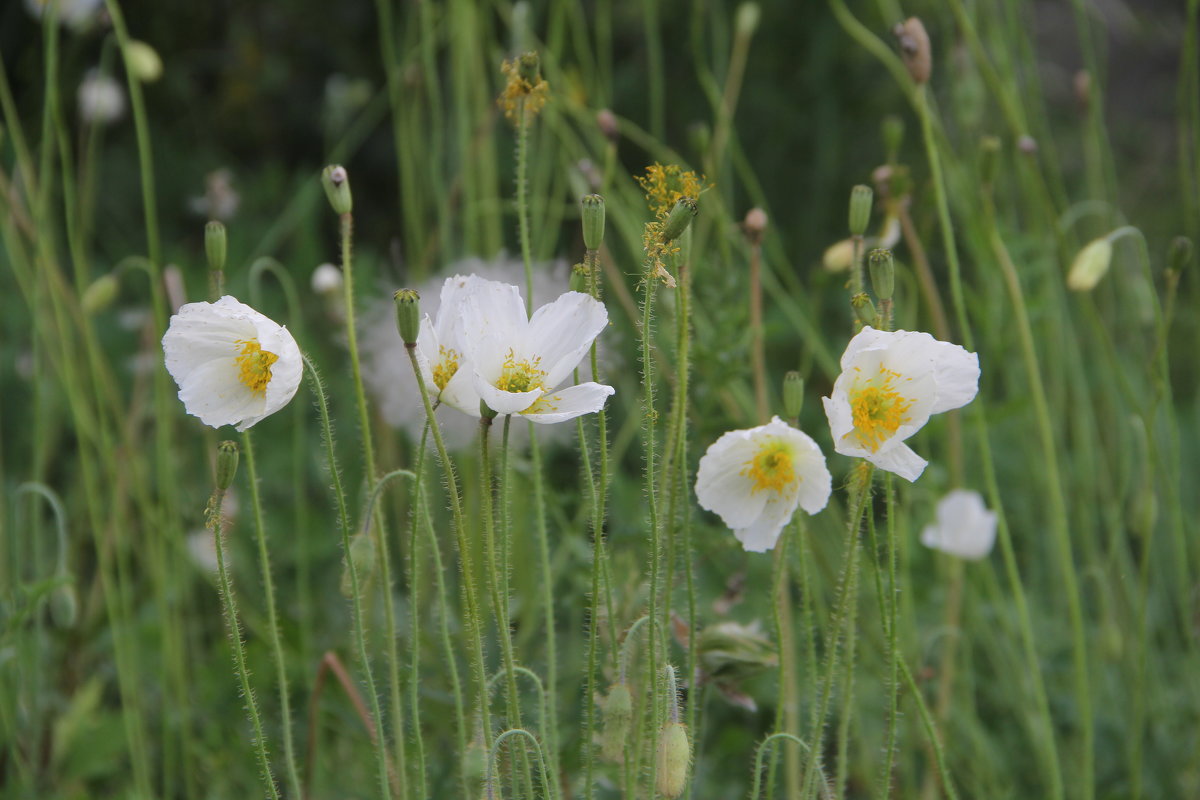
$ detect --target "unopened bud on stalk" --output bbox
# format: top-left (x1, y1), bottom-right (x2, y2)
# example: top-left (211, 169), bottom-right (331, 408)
top-left (582, 194), bottom-right (606, 250)
top-left (882, 115), bottom-right (904, 162)
top-left (848, 184), bottom-right (873, 237)
top-left (869, 248), bottom-right (895, 301)
top-left (322, 165), bottom-right (353, 215)
top-left (600, 683), bottom-right (633, 762)
top-left (851, 292), bottom-right (877, 327)
top-left (894, 17), bottom-right (932, 85)
top-left (783, 371), bottom-right (804, 420)
top-left (341, 531), bottom-right (377, 598)
top-left (743, 207), bottom-right (768, 245)
top-left (823, 239), bottom-right (854, 272)
top-left (735, 2), bottom-right (761, 36)
top-left (569, 264), bottom-right (589, 293)
top-left (979, 136), bottom-right (1001, 187)
top-left (596, 109), bottom-right (619, 142)
top-left (393, 289), bottom-right (421, 345)
top-left (661, 196), bottom-right (698, 243)
top-left (1017, 135), bottom-right (1038, 155)
top-left (125, 40), bottom-right (163, 83)
top-left (1066, 237), bottom-right (1114, 292)
top-left (1168, 236), bottom-right (1193, 272)
top-left (655, 722), bottom-right (691, 798)
top-left (50, 582), bottom-right (78, 629)
top-left (205, 220), bottom-right (227, 273)
top-left (311, 263), bottom-right (343, 295)
top-left (81, 273), bottom-right (120, 314)
top-left (216, 441), bottom-right (240, 492)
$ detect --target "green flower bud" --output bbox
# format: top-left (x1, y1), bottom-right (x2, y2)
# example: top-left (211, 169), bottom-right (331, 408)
top-left (341, 531), bottom-right (377, 598)
top-left (393, 289), bottom-right (421, 345)
top-left (216, 441), bottom-right (240, 492)
top-left (882, 115), bottom-right (904, 162)
top-left (848, 184), bottom-right (873, 237)
top-left (569, 264), bottom-right (589, 293)
top-left (868, 248), bottom-right (895, 301)
top-left (205, 220), bottom-right (227, 274)
top-left (582, 194), bottom-right (606, 250)
top-left (50, 582), bottom-right (78, 629)
top-left (125, 40), bottom-right (163, 83)
top-left (81, 273), bottom-right (120, 315)
top-left (782, 371), bottom-right (804, 420)
top-left (661, 196), bottom-right (698, 243)
top-left (322, 165), bottom-right (353, 215)
top-left (517, 51), bottom-right (542, 84)
top-left (851, 292), bottom-right (877, 327)
top-left (1168, 236), bottom-right (1193, 272)
top-left (1066, 237), bottom-right (1113, 292)
top-left (600, 683), bottom-right (633, 762)
top-left (735, 2), bottom-right (761, 36)
top-left (655, 722), bottom-right (691, 799)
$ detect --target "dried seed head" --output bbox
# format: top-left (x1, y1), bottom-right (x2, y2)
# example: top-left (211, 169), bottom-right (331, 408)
top-left (893, 17), bottom-right (932, 85)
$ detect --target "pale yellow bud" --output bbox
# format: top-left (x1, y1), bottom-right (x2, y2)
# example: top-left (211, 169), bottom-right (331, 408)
top-left (655, 721), bottom-right (691, 798)
top-left (823, 238), bottom-right (854, 272)
top-left (1067, 238), bottom-right (1113, 292)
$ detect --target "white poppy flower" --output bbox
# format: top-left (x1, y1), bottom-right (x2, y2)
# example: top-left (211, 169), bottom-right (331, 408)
top-left (695, 417), bottom-right (832, 552)
top-left (823, 327), bottom-right (979, 482)
top-left (78, 71), bottom-right (125, 125)
top-left (920, 489), bottom-right (997, 560)
top-left (449, 278), bottom-right (614, 424)
top-left (413, 274), bottom-right (503, 414)
top-left (162, 296), bottom-right (302, 431)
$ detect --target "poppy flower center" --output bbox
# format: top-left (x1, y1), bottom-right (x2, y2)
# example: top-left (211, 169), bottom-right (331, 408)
top-left (235, 339), bottom-right (278, 395)
top-left (848, 365), bottom-right (914, 451)
top-left (497, 350), bottom-right (546, 394)
top-left (743, 440), bottom-right (796, 493)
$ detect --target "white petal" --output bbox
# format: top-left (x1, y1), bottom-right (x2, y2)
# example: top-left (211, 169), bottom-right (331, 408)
top-left (867, 442), bottom-right (927, 482)
top-left (521, 382), bottom-right (614, 424)
top-left (733, 494), bottom-right (796, 552)
top-left (177, 357), bottom-right (262, 429)
top-left (525, 292), bottom-right (609, 388)
top-left (459, 280), bottom-right (528, 350)
top-left (439, 366), bottom-right (482, 416)
top-left (695, 430), bottom-right (769, 529)
top-left (473, 370), bottom-right (542, 415)
top-left (254, 327), bottom-right (302, 429)
top-left (930, 346), bottom-right (980, 414)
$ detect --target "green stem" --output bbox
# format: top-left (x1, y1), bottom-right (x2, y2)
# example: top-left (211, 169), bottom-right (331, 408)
top-left (516, 99), bottom-right (534, 313)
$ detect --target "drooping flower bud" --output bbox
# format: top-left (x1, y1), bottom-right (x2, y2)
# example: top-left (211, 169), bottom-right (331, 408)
top-left (782, 371), bottom-right (804, 420)
top-left (393, 289), bottom-right (421, 345)
top-left (600, 683), bottom-right (633, 762)
top-left (216, 440), bottom-right (240, 492)
top-left (655, 722), bottom-right (691, 799)
top-left (582, 194), bottom-right (606, 251)
top-left (869, 248), bottom-right (895, 301)
top-left (848, 184), bottom-right (873, 237)
top-left (735, 2), bottom-right (761, 36)
top-left (50, 582), bottom-right (78, 629)
top-left (1067, 237), bottom-right (1114, 292)
top-left (81, 273), bottom-right (120, 315)
top-left (894, 17), bottom-right (932, 85)
top-left (823, 238), bottom-right (854, 272)
top-left (742, 207), bottom-right (768, 245)
top-left (205, 220), bottom-right (227, 273)
top-left (322, 165), bottom-right (353, 215)
top-left (125, 40), bottom-right (163, 83)
top-left (661, 196), bottom-right (698, 243)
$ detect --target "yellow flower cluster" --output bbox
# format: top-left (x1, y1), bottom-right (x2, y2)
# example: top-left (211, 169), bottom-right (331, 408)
top-left (635, 163), bottom-right (708, 218)
top-left (498, 54), bottom-right (549, 124)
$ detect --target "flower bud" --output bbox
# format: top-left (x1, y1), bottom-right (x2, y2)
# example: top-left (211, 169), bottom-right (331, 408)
top-left (205, 220), bottom-right (227, 273)
top-left (341, 531), bottom-right (377, 598)
top-left (894, 17), bottom-right (932, 85)
top-left (81, 273), bottom-right (120, 315)
top-left (851, 292), bottom-right (877, 326)
top-left (50, 582), bottom-right (78, 629)
top-left (782, 371), bottom-right (804, 420)
top-left (742, 207), bottom-right (767, 245)
top-left (882, 115), bottom-right (904, 162)
top-left (868, 248), bottom-right (895, 301)
top-left (1066, 237), bottom-right (1113, 292)
top-left (311, 263), bottom-right (343, 295)
top-left (822, 238), bottom-right (854, 272)
top-left (1168, 236), bottom-right (1193, 273)
top-left (322, 165), bottom-right (353, 215)
top-left (600, 683), bottom-right (633, 762)
top-left (216, 441), bottom-right (240, 492)
top-left (655, 722), bottom-right (691, 799)
top-left (661, 196), bottom-right (698, 243)
top-left (848, 184), bottom-right (873, 237)
top-left (735, 2), bottom-right (761, 36)
top-left (582, 194), bottom-right (605, 250)
top-left (596, 108), bottom-right (619, 142)
top-left (1017, 135), bottom-right (1038, 155)
top-left (125, 40), bottom-right (163, 83)
top-left (569, 264), bottom-right (589, 293)
top-left (393, 289), bottom-right (421, 345)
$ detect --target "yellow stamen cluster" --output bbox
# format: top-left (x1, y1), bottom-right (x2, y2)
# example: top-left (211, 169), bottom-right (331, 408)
top-left (433, 345), bottom-right (461, 391)
top-left (235, 339), bottom-right (278, 395)
top-left (496, 349), bottom-right (546, 394)
top-left (847, 365), bottom-right (914, 451)
top-left (742, 439), bottom-right (797, 494)
top-left (635, 163), bottom-right (709, 218)
top-left (499, 57), bottom-right (549, 124)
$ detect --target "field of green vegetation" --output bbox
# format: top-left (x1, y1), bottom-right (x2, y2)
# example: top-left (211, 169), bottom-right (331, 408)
top-left (3, 0), bottom-right (1199, 798)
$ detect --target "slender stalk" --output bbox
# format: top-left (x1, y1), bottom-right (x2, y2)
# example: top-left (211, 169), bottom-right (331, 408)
top-left (208, 487), bottom-right (280, 800)
top-left (749, 235), bottom-right (769, 424)
top-left (528, 421), bottom-right (561, 784)
top-left (515, 98), bottom-right (535, 313)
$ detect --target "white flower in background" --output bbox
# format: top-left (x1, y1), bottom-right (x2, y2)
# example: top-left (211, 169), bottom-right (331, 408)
top-left (695, 417), bottom-right (832, 552)
top-left (78, 71), bottom-right (125, 125)
top-left (162, 296), bottom-right (302, 431)
top-left (823, 327), bottom-right (979, 482)
top-left (920, 489), bottom-right (997, 560)
top-left (311, 263), bottom-right (344, 295)
top-left (188, 168), bottom-right (240, 221)
top-left (454, 279), bottom-right (613, 423)
top-left (24, 0), bottom-right (102, 30)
